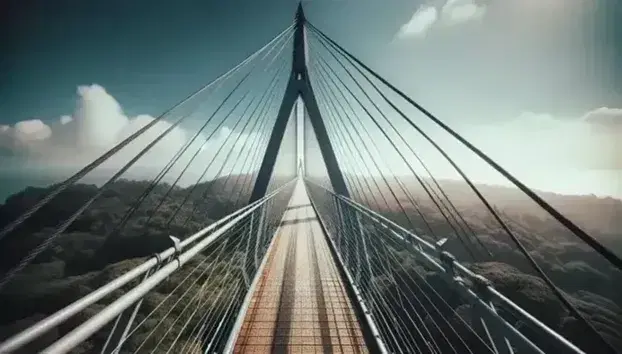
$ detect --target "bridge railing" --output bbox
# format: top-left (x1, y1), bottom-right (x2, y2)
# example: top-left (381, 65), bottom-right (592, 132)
top-left (0, 180), bottom-right (295, 354)
top-left (305, 179), bottom-right (586, 354)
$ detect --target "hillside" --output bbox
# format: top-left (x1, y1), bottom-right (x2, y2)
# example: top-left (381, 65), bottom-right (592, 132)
top-left (342, 176), bottom-right (622, 352)
top-left (0, 176), bottom-right (620, 352)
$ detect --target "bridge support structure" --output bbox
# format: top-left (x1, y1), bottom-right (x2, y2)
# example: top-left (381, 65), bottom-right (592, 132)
top-left (249, 4), bottom-right (350, 202)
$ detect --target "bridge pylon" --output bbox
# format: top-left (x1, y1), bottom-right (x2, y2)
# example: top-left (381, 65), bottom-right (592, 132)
top-left (249, 3), bottom-right (350, 202)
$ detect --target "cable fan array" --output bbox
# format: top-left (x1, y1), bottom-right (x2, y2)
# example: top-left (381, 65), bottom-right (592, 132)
top-left (303, 19), bottom-right (621, 354)
top-left (0, 23), bottom-right (298, 353)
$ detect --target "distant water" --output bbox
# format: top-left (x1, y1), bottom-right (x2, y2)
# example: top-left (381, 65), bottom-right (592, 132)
top-left (0, 167), bottom-right (116, 203)
top-left (0, 166), bottom-right (197, 204)
top-left (0, 173), bottom-right (61, 203)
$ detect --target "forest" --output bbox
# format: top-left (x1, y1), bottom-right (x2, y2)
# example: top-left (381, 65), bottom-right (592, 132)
top-left (0, 176), bottom-right (620, 353)
top-left (347, 178), bottom-right (622, 353)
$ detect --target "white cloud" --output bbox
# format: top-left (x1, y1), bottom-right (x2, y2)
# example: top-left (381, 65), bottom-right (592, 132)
top-left (430, 108), bottom-right (622, 197)
top-left (396, 0), bottom-right (487, 39)
top-left (73, 85), bottom-right (129, 149)
top-left (445, 108), bottom-right (621, 173)
top-left (580, 107), bottom-right (622, 170)
top-left (396, 5), bottom-right (438, 38)
top-left (315, 107), bottom-right (621, 197)
top-left (441, 0), bottom-right (486, 25)
top-left (14, 120), bottom-right (52, 142)
top-left (0, 85), bottom-right (184, 167)
top-left (0, 84), bottom-right (272, 186)
top-left (0, 119), bottom-right (52, 152)
top-left (3, 83), bottom-right (617, 197)
top-left (60, 115), bottom-right (72, 125)
top-left (582, 107), bottom-right (622, 130)
top-left (461, 112), bottom-right (589, 169)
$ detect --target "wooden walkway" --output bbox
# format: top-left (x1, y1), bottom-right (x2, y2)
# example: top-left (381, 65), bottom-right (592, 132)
top-left (233, 182), bottom-right (367, 353)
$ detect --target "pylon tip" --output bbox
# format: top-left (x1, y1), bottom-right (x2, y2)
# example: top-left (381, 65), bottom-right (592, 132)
top-left (296, 2), bottom-right (305, 19)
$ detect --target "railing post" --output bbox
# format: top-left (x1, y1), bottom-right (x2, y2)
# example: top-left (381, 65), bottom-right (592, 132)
top-left (242, 211), bottom-right (255, 288)
top-left (253, 205), bottom-right (267, 270)
top-left (471, 275), bottom-right (515, 354)
top-left (333, 194), bottom-right (346, 254)
top-left (103, 253), bottom-right (163, 354)
top-left (338, 199), bottom-right (358, 281)
top-left (335, 195), bottom-right (362, 282)
top-left (344, 206), bottom-right (366, 286)
top-left (352, 211), bottom-right (363, 285)
top-left (358, 210), bottom-right (374, 290)
top-left (437, 249), bottom-right (512, 354)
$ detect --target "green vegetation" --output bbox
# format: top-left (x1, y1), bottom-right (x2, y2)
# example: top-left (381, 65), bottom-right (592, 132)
top-left (0, 176), bottom-right (620, 353)
top-left (0, 177), bottom-right (256, 353)
top-left (357, 178), bottom-right (622, 353)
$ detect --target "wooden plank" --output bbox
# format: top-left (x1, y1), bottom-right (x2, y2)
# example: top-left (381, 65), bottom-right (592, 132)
top-left (234, 183), bottom-right (367, 353)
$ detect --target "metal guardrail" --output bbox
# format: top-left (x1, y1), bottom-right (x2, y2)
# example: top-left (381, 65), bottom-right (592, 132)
top-left (304, 182), bottom-right (390, 354)
top-left (2, 173), bottom-right (586, 354)
top-left (222, 202), bottom-right (283, 353)
top-left (304, 179), bottom-right (586, 354)
top-left (0, 179), bottom-right (296, 354)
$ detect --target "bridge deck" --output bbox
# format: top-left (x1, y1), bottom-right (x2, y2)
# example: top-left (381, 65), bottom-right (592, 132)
top-left (233, 182), bottom-right (367, 353)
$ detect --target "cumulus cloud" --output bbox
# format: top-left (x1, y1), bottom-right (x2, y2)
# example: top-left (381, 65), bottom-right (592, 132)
top-left (324, 107), bottom-right (621, 197)
top-left (0, 119), bottom-right (52, 153)
top-left (396, 0), bottom-right (486, 38)
top-left (582, 107), bottom-right (622, 131)
top-left (0, 84), bottom-right (269, 186)
top-left (73, 85), bottom-right (128, 149)
top-left (580, 107), bottom-right (622, 170)
top-left (60, 115), bottom-right (72, 125)
top-left (14, 120), bottom-right (52, 142)
top-left (441, 0), bottom-right (486, 25)
top-left (471, 108), bottom-right (620, 174)
top-left (397, 5), bottom-right (438, 38)
top-left (0, 85), bottom-right (182, 167)
top-left (438, 108), bottom-right (622, 197)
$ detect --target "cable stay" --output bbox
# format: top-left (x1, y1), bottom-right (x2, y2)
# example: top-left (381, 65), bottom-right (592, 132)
top-left (0, 6), bottom-right (618, 354)
top-left (306, 20), bottom-right (619, 354)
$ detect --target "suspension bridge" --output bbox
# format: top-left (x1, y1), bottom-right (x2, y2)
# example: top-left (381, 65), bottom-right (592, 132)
top-left (0, 4), bottom-right (621, 354)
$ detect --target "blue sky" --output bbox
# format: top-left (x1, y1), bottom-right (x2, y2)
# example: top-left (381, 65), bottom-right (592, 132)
top-left (1, 0), bottom-right (414, 120)
top-left (1, 0), bottom-right (621, 198)
top-left (4, 0), bottom-right (618, 122)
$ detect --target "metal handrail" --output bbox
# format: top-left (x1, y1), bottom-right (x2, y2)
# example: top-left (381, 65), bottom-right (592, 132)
top-left (0, 179), bottom-right (296, 354)
top-left (304, 178), bottom-right (585, 354)
top-left (304, 181), bottom-right (390, 354)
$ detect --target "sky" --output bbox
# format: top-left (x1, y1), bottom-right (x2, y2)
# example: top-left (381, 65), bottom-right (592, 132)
top-left (1, 0), bottom-right (621, 199)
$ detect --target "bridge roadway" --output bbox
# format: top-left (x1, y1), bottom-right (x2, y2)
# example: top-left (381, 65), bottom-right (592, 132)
top-left (233, 182), bottom-right (368, 353)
